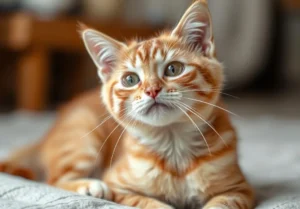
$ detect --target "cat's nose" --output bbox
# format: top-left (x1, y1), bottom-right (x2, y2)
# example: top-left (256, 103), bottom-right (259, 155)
top-left (145, 86), bottom-right (162, 99)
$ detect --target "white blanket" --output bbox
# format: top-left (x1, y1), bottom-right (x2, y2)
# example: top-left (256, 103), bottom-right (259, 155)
top-left (0, 173), bottom-right (132, 209)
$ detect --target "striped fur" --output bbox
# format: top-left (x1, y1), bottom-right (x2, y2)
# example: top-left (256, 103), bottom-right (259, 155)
top-left (0, 1), bottom-right (254, 209)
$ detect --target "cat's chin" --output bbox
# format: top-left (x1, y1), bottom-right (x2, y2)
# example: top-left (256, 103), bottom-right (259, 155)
top-left (139, 117), bottom-right (178, 127)
top-left (144, 103), bottom-right (171, 115)
top-left (134, 106), bottom-right (181, 127)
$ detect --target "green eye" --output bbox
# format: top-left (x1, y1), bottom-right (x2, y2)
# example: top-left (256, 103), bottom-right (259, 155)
top-left (122, 73), bottom-right (140, 87)
top-left (164, 61), bottom-right (184, 77)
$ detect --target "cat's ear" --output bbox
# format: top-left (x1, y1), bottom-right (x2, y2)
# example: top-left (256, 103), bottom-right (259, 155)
top-left (80, 25), bottom-right (126, 82)
top-left (171, 0), bottom-right (215, 57)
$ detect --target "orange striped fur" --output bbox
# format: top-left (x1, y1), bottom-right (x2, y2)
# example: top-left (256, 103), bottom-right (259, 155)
top-left (0, 1), bottom-right (254, 209)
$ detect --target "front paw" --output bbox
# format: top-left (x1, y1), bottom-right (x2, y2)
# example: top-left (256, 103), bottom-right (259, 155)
top-left (156, 207), bottom-right (174, 209)
top-left (155, 204), bottom-right (175, 209)
top-left (76, 179), bottom-right (111, 199)
top-left (150, 203), bottom-right (174, 209)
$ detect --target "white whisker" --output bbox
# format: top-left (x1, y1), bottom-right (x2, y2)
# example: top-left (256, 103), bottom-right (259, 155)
top-left (80, 107), bottom-right (129, 140)
top-left (80, 115), bottom-right (112, 139)
top-left (182, 97), bottom-right (242, 118)
top-left (172, 103), bottom-right (211, 155)
top-left (94, 108), bottom-right (132, 165)
top-left (110, 112), bottom-right (136, 169)
top-left (179, 84), bottom-right (232, 92)
top-left (97, 109), bottom-right (131, 152)
top-left (177, 101), bottom-right (227, 147)
top-left (177, 89), bottom-right (239, 99)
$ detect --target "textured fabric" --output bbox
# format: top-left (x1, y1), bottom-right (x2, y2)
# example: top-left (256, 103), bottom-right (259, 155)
top-left (0, 104), bottom-right (299, 209)
top-left (0, 173), bottom-right (132, 209)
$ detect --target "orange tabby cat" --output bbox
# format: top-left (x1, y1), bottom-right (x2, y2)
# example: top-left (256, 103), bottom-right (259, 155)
top-left (0, 1), bottom-right (254, 209)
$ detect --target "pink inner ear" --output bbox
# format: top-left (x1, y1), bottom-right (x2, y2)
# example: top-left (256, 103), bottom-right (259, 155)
top-left (83, 29), bottom-right (124, 81)
top-left (89, 40), bottom-right (102, 58)
top-left (100, 57), bottom-right (116, 77)
top-left (86, 35), bottom-right (114, 78)
top-left (101, 65), bottom-right (112, 76)
top-left (189, 27), bottom-right (207, 51)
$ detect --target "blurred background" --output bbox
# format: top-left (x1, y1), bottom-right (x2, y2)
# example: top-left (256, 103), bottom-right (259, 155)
top-left (0, 0), bottom-right (299, 112)
top-left (0, 1), bottom-right (300, 205)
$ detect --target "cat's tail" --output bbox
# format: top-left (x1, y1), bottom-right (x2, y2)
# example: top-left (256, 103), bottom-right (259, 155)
top-left (0, 143), bottom-right (41, 180)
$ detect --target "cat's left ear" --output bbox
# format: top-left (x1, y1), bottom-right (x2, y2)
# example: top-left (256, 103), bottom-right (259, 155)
top-left (80, 25), bottom-right (126, 82)
top-left (171, 0), bottom-right (215, 57)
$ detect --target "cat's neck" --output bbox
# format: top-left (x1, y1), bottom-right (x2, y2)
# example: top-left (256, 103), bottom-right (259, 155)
top-left (127, 119), bottom-right (213, 172)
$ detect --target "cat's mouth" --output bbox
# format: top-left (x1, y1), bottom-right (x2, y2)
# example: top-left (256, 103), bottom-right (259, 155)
top-left (144, 102), bottom-right (170, 115)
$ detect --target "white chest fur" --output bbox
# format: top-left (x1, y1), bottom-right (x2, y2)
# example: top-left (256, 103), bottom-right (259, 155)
top-left (128, 122), bottom-right (209, 172)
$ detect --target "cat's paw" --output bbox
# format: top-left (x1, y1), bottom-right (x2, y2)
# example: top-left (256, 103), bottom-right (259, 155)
top-left (153, 203), bottom-right (175, 209)
top-left (0, 162), bottom-right (35, 180)
top-left (76, 179), bottom-right (111, 199)
top-left (156, 206), bottom-right (174, 209)
top-left (157, 207), bottom-right (174, 209)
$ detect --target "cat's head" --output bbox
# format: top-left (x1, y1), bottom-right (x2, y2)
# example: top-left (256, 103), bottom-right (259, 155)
top-left (81, 0), bottom-right (223, 127)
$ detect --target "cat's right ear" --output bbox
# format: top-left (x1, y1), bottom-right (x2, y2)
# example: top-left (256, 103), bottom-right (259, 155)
top-left (80, 24), bottom-right (126, 82)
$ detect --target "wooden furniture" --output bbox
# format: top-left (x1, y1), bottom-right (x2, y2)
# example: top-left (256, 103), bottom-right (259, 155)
top-left (281, 0), bottom-right (300, 10)
top-left (0, 13), bottom-right (158, 111)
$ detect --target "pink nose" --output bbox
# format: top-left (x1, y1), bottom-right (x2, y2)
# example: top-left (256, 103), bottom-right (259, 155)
top-left (145, 87), bottom-right (162, 99)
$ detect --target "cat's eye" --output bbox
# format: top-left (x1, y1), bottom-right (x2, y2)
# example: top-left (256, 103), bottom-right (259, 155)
top-left (122, 73), bottom-right (140, 87)
top-left (164, 61), bottom-right (184, 77)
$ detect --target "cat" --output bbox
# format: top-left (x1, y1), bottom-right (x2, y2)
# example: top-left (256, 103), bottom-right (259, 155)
top-left (0, 1), bottom-right (255, 209)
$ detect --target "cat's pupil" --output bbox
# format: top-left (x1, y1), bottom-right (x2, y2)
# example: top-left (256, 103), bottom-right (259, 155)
top-left (169, 65), bottom-right (175, 74)
top-left (127, 76), bottom-right (133, 84)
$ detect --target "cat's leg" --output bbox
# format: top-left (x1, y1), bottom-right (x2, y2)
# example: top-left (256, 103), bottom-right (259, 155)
top-left (0, 144), bottom-right (39, 180)
top-left (110, 190), bottom-right (174, 209)
top-left (44, 133), bottom-right (112, 199)
top-left (0, 162), bottom-right (35, 180)
top-left (203, 183), bottom-right (254, 209)
top-left (45, 143), bottom-right (113, 199)
top-left (42, 107), bottom-right (114, 199)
